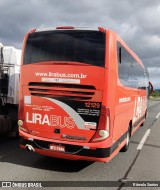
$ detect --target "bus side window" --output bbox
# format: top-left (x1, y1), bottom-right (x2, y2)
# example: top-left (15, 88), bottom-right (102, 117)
top-left (117, 43), bottom-right (129, 85)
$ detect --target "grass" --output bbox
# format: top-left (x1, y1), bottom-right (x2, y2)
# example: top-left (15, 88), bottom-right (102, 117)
top-left (149, 90), bottom-right (160, 100)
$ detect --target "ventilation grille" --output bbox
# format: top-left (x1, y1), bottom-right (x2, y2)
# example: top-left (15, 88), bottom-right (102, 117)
top-left (28, 82), bottom-right (96, 100)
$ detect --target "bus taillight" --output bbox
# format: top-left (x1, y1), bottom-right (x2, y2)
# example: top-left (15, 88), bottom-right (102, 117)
top-left (91, 106), bottom-right (110, 142)
top-left (18, 105), bottom-right (29, 133)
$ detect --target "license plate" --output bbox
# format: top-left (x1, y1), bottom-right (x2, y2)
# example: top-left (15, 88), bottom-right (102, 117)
top-left (49, 144), bottom-right (65, 152)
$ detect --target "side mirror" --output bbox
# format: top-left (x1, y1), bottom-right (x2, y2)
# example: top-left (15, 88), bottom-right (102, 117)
top-left (149, 81), bottom-right (153, 95)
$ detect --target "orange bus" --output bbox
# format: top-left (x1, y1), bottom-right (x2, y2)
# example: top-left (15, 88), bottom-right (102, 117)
top-left (18, 26), bottom-right (149, 162)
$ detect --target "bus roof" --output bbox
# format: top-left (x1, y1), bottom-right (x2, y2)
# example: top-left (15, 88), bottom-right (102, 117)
top-left (35, 26), bottom-right (104, 32)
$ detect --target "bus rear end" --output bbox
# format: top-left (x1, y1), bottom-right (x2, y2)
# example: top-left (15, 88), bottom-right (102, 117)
top-left (19, 27), bottom-right (111, 162)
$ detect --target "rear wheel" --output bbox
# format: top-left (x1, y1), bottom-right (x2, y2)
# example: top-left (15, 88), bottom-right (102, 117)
top-left (141, 110), bottom-right (148, 127)
top-left (121, 127), bottom-right (131, 152)
top-left (7, 105), bottom-right (19, 138)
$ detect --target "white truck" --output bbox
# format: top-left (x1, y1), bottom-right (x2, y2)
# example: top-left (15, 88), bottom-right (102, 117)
top-left (0, 43), bottom-right (21, 136)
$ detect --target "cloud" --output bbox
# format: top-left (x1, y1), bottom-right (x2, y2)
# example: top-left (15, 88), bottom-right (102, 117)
top-left (148, 67), bottom-right (160, 89)
top-left (0, 0), bottom-right (160, 88)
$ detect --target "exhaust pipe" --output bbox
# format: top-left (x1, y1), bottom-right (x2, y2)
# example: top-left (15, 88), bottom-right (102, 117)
top-left (26, 144), bottom-right (35, 152)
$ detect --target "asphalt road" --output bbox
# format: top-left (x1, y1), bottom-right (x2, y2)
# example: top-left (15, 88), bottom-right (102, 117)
top-left (0, 100), bottom-right (160, 190)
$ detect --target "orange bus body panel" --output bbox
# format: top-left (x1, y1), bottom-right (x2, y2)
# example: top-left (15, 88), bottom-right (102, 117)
top-left (19, 28), bottom-right (148, 162)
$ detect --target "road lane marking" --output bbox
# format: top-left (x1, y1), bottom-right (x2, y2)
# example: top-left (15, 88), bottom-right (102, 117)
top-left (137, 112), bottom-right (160, 150)
top-left (119, 109), bottom-right (160, 189)
top-left (156, 112), bottom-right (160, 119)
top-left (137, 129), bottom-right (151, 150)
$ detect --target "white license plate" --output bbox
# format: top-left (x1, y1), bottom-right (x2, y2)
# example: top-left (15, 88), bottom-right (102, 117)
top-left (49, 144), bottom-right (65, 152)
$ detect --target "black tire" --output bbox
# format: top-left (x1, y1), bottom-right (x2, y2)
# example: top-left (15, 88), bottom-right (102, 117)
top-left (140, 121), bottom-right (145, 126)
top-left (7, 105), bottom-right (19, 138)
top-left (120, 128), bottom-right (131, 152)
top-left (141, 110), bottom-right (148, 127)
top-left (145, 110), bottom-right (148, 119)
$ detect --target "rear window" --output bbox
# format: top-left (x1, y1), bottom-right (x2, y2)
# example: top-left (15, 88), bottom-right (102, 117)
top-left (24, 30), bottom-right (105, 67)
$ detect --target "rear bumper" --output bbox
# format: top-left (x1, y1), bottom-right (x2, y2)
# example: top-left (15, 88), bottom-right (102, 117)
top-left (19, 130), bottom-right (112, 162)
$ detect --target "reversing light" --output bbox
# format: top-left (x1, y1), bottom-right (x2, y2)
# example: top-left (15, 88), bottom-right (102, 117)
top-left (92, 130), bottom-right (109, 142)
top-left (99, 130), bottom-right (109, 137)
top-left (18, 120), bottom-right (29, 133)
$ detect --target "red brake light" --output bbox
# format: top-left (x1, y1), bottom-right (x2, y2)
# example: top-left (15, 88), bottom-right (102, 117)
top-left (18, 105), bottom-right (24, 120)
top-left (18, 105), bottom-right (29, 133)
top-left (91, 106), bottom-right (110, 142)
top-left (98, 106), bottom-right (110, 129)
top-left (56, 26), bottom-right (74, 30)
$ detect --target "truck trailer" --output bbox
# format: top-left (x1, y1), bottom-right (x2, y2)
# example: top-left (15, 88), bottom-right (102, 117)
top-left (0, 43), bottom-right (21, 136)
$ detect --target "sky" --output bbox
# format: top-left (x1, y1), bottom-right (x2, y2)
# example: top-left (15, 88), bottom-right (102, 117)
top-left (0, 0), bottom-right (160, 88)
